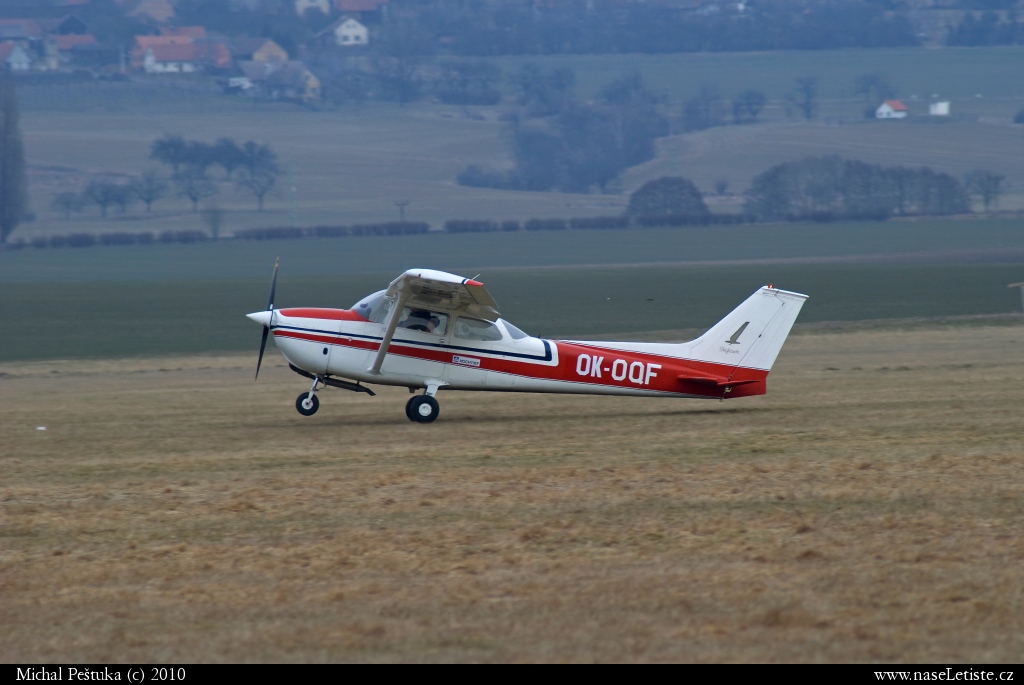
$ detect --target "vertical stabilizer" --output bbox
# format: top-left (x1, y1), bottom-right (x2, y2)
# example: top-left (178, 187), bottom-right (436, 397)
top-left (683, 287), bottom-right (808, 371)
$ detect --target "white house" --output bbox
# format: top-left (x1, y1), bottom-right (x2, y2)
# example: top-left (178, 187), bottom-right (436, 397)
top-left (0, 43), bottom-right (32, 71)
top-left (876, 100), bottom-right (908, 119)
top-left (143, 44), bottom-right (201, 73)
top-left (332, 18), bottom-right (368, 46)
top-left (929, 101), bottom-right (950, 117)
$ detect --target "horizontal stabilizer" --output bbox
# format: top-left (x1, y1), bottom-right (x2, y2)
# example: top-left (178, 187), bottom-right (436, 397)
top-left (677, 373), bottom-right (760, 387)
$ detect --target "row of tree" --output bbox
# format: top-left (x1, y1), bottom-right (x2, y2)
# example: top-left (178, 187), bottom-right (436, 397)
top-left (947, 11), bottom-right (1024, 46)
top-left (149, 136), bottom-right (280, 210)
top-left (0, 67), bottom-right (26, 245)
top-left (49, 136), bottom-right (282, 220)
top-left (458, 71), bottom-right (669, 193)
top-left (742, 157), bottom-right (1002, 222)
top-left (357, 1), bottom-right (918, 57)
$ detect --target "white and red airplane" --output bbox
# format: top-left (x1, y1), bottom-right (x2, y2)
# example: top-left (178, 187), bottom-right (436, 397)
top-left (247, 264), bottom-right (808, 423)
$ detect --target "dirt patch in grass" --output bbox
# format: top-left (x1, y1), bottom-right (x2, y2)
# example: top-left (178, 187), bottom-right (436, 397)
top-left (1, 324), bottom-right (1022, 662)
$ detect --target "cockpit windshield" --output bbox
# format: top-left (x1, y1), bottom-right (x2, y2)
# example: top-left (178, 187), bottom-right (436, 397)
top-left (499, 318), bottom-right (531, 340)
top-left (351, 290), bottom-right (391, 323)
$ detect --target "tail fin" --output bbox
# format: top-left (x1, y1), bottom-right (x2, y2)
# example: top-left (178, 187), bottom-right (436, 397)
top-left (684, 286), bottom-right (808, 371)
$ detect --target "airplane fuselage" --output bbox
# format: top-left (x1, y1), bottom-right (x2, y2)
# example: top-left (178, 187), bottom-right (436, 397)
top-left (269, 307), bottom-right (767, 400)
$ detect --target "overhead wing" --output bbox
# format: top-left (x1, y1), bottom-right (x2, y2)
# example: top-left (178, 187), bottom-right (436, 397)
top-left (385, 268), bottom-right (500, 320)
top-left (368, 269), bottom-right (499, 376)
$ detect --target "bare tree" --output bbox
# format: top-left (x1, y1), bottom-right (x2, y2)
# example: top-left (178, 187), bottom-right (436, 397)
top-left (51, 191), bottom-right (86, 219)
top-left (111, 184), bottom-right (136, 213)
top-left (84, 180), bottom-right (124, 218)
top-left (966, 169), bottom-right (1005, 211)
top-left (235, 141), bottom-right (279, 210)
top-left (854, 73), bottom-right (895, 103)
top-left (213, 137), bottom-right (244, 179)
top-left (235, 166), bottom-right (277, 211)
top-left (0, 66), bottom-right (27, 243)
top-left (131, 170), bottom-right (169, 213)
top-left (791, 76), bottom-right (818, 121)
top-left (203, 204), bottom-right (224, 240)
top-left (175, 168), bottom-right (218, 211)
top-left (150, 134), bottom-right (189, 174)
top-left (732, 89), bottom-right (766, 124)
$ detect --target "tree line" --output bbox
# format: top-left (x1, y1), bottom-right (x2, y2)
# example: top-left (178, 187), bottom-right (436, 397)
top-left (743, 157), bottom-right (1003, 222)
top-left (947, 10), bottom-right (1024, 46)
top-left (51, 135), bottom-right (281, 220)
top-left (17, 156), bottom-right (1004, 252)
top-left (356, 1), bottom-right (917, 58)
top-left (458, 70), bottom-right (669, 193)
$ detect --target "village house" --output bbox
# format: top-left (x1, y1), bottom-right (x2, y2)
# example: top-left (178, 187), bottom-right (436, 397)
top-left (50, 34), bottom-right (97, 68)
top-left (131, 35), bottom-right (191, 69)
top-left (231, 38), bottom-right (289, 63)
top-left (0, 42), bottom-right (32, 71)
top-left (237, 60), bottom-right (322, 102)
top-left (143, 43), bottom-right (202, 73)
top-left (876, 100), bottom-right (908, 119)
top-left (320, 17), bottom-right (369, 46)
top-left (0, 20), bottom-right (44, 47)
top-left (44, 15), bottom-right (89, 36)
top-left (929, 101), bottom-right (951, 117)
top-left (131, 29), bottom-right (230, 73)
top-left (296, 0), bottom-right (331, 16)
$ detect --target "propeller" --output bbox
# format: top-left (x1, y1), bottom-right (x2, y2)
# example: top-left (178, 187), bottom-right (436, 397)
top-left (255, 258), bottom-right (279, 380)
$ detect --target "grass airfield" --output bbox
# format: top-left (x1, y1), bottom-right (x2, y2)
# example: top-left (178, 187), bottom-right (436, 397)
top-left (2, 321), bottom-right (1022, 662)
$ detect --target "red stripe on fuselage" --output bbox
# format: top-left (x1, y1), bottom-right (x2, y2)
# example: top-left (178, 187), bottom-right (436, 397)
top-left (273, 328), bottom-right (767, 398)
top-left (277, 308), bottom-right (368, 321)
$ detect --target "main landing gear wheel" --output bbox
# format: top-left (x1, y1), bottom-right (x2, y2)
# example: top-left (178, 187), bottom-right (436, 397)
top-left (296, 393), bottom-right (319, 416)
top-left (406, 395), bottom-right (439, 424)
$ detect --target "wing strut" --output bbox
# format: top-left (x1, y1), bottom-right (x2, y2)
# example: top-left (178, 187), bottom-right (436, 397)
top-left (367, 292), bottom-right (407, 376)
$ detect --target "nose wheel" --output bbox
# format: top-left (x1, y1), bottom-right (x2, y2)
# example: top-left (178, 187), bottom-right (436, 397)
top-left (296, 392), bottom-right (319, 416)
top-left (405, 395), bottom-right (439, 423)
top-left (295, 376), bottom-right (321, 416)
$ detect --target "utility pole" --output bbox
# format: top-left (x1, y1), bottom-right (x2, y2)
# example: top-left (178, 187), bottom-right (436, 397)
top-left (394, 199), bottom-right (409, 223)
top-left (1009, 282), bottom-right (1024, 321)
top-left (289, 161), bottom-right (298, 228)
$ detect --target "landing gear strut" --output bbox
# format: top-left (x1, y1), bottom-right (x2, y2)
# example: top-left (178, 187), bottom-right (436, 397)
top-left (296, 377), bottom-right (320, 416)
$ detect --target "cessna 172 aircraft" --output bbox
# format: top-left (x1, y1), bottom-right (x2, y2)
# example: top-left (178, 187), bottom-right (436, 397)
top-left (247, 264), bottom-right (808, 423)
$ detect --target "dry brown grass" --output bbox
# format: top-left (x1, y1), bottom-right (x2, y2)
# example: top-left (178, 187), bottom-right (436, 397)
top-left (1, 323), bottom-right (1023, 662)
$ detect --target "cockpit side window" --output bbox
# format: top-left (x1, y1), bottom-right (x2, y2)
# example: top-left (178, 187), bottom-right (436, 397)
top-left (454, 317), bottom-right (503, 342)
top-left (398, 308), bottom-right (449, 335)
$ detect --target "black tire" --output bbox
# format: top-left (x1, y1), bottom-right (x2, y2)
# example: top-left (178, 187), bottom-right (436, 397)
top-left (405, 395), bottom-right (419, 422)
top-left (408, 395), bottom-right (440, 424)
top-left (296, 392), bottom-right (319, 416)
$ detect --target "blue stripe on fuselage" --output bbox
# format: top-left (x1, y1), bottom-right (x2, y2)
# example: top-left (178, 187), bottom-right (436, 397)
top-left (273, 324), bottom-right (554, 363)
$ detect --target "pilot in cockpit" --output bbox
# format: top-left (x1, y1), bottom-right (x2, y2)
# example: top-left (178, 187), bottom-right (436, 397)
top-left (399, 308), bottom-right (435, 332)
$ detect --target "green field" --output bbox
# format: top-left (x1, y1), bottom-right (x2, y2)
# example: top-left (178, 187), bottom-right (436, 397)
top-left (491, 47), bottom-right (1024, 104)
top-left (14, 46), bottom-right (1024, 238)
top-left (4, 219), bottom-right (1023, 362)
top-left (3, 262), bottom-right (1022, 362)
top-left (3, 220), bottom-right (1023, 284)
